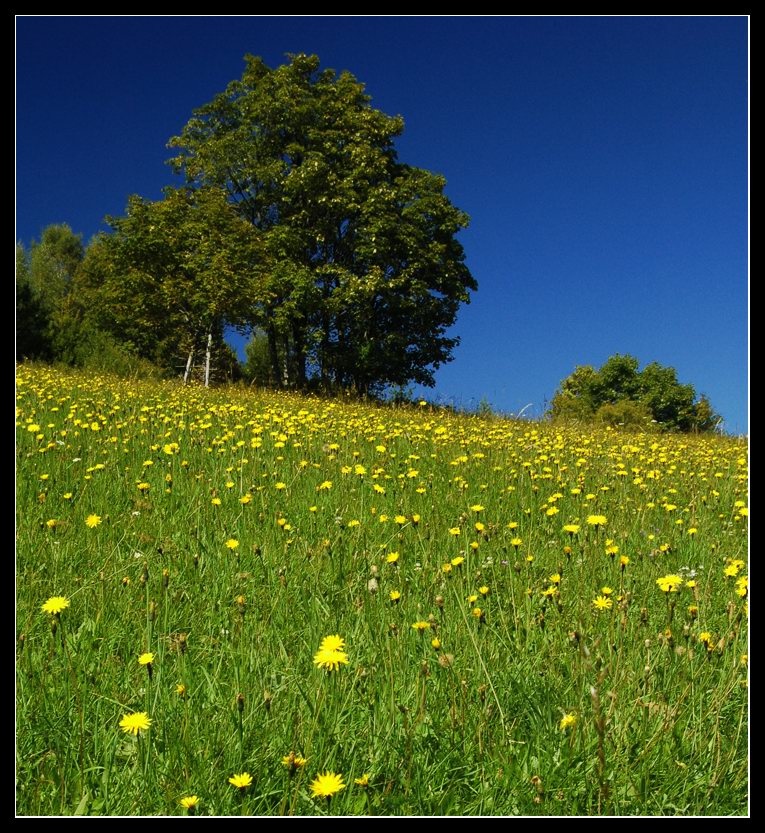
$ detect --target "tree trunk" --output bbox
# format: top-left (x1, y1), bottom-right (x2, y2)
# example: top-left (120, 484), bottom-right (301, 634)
top-left (267, 322), bottom-right (280, 387)
top-left (291, 321), bottom-right (307, 388)
top-left (204, 331), bottom-right (212, 388)
top-left (281, 334), bottom-right (290, 387)
top-left (183, 347), bottom-right (195, 385)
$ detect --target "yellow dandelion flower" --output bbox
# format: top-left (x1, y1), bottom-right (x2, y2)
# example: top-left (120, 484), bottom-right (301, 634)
top-left (310, 771), bottom-right (346, 799)
top-left (313, 648), bottom-right (349, 671)
top-left (656, 575), bottom-right (683, 593)
top-left (85, 514), bottom-right (102, 528)
top-left (179, 795), bottom-right (199, 813)
top-left (41, 596), bottom-right (70, 615)
top-left (229, 772), bottom-right (253, 790)
top-left (225, 538), bottom-right (239, 550)
top-left (119, 711), bottom-right (151, 736)
top-left (560, 713), bottom-right (577, 731)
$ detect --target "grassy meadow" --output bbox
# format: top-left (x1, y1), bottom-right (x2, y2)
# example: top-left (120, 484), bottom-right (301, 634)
top-left (16, 365), bottom-right (748, 816)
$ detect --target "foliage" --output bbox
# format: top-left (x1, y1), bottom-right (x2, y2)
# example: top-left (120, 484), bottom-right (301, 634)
top-left (94, 187), bottom-right (261, 377)
top-left (168, 53), bottom-right (476, 393)
top-left (16, 243), bottom-right (53, 361)
top-left (550, 354), bottom-right (721, 432)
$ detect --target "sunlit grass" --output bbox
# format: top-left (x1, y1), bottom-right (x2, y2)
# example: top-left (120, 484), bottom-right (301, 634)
top-left (16, 365), bottom-right (748, 815)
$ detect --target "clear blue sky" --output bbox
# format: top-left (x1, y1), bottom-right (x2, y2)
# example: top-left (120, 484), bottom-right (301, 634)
top-left (16, 16), bottom-right (749, 433)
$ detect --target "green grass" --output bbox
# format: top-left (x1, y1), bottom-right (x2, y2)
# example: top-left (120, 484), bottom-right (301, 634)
top-left (16, 365), bottom-right (748, 815)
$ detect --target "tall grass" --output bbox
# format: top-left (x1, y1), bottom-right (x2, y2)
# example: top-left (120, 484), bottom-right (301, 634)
top-left (16, 365), bottom-right (748, 815)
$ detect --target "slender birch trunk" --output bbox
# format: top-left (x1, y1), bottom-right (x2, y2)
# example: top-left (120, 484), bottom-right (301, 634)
top-left (204, 332), bottom-right (212, 388)
top-left (183, 348), bottom-right (195, 385)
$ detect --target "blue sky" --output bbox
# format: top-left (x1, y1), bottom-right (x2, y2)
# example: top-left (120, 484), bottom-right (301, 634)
top-left (16, 16), bottom-right (749, 432)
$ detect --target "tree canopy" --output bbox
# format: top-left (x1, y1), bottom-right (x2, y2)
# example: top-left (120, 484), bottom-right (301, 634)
top-left (549, 354), bottom-right (721, 432)
top-left (166, 52), bottom-right (477, 393)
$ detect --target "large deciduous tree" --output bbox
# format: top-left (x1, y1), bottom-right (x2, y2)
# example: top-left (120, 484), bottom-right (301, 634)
top-left (167, 52), bottom-right (476, 393)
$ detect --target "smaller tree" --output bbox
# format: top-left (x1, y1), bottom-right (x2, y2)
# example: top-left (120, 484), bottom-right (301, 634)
top-left (99, 187), bottom-right (262, 384)
top-left (549, 354), bottom-right (720, 433)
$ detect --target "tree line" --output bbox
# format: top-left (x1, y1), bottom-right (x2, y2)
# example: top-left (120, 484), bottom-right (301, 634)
top-left (16, 53), bottom-right (477, 395)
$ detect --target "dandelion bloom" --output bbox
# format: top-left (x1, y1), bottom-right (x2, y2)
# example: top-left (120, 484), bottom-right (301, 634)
top-left (41, 596), bottom-right (70, 615)
top-left (138, 652), bottom-right (154, 666)
top-left (85, 514), bottom-right (102, 529)
top-left (592, 596), bottom-right (613, 612)
top-left (229, 772), bottom-right (253, 790)
top-left (411, 621), bottom-right (431, 631)
top-left (450, 556), bottom-right (465, 567)
top-left (282, 752), bottom-right (308, 772)
top-left (310, 771), bottom-right (346, 799)
top-left (386, 552), bottom-right (400, 564)
top-left (587, 515), bottom-right (607, 528)
top-left (119, 712), bottom-right (151, 736)
top-left (656, 575), bottom-right (683, 593)
top-left (563, 524), bottom-right (580, 536)
top-left (179, 796), bottom-right (199, 812)
top-left (449, 527), bottom-right (461, 536)
top-left (560, 713), bottom-right (577, 731)
top-left (319, 634), bottom-right (346, 652)
top-left (313, 648), bottom-right (349, 672)
top-left (225, 539), bottom-right (240, 550)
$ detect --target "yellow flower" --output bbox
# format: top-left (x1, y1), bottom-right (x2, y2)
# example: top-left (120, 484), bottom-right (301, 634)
top-left (592, 595), bottom-right (613, 611)
top-left (450, 556), bottom-right (464, 567)
top-left (386, 551), bottom-right (400, 564)
top-left (560, 713), bottom-right (577, 731)
top-left (119, 711), bottom-right (151, 736)
top-left (179, 795), bottom-right (199, 811)
top-left (656, 575), bottom-right (683, 593)
top-left (225, 538), bottom-right (239, 550)
top-left (138, 652), bottom-right (154, 666)
top-left (85, 514), bottom-right (102, 528)
top-left (354, 773), bottom-right (370, 788)
top-left (229, 772), bottom-right (253, 790)
top-left (319, 634), bottom-right (345, 652)
top-left (411, 621), bottom-right (431, 631)
top-left (313, 648), bottom-right (349, 671)
top-left (389, 590), bottom-right (401, 603)
top-left (310, 771), bottom-right (346, 799)
top-left (41, 596), bottom-right (70, 615)
top-left (282, 752), bottom-right (308, 772)
top-left (449, 527), bottom-right (461, 536)
top-left (563, 524), bottom-right (580, 535)
top-left (587, 515), bottom-right (607, 527)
